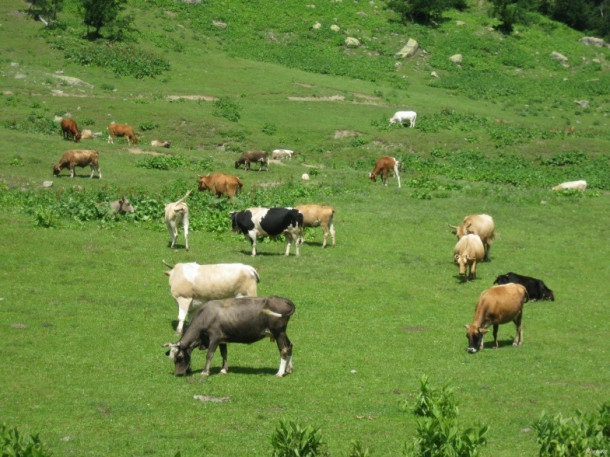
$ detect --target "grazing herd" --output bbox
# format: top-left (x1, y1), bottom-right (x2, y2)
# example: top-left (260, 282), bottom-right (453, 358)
top-left (50, 111), bottom-right (570, 375)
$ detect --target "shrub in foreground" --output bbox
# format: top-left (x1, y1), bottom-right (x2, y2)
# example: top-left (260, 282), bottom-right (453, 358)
top-left (0, 423), bottom-right (52, 457)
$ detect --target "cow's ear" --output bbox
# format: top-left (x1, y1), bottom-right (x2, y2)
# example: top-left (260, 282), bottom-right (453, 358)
top-left (479, 328), bottom-right (489, 334)
top-left (165, 350), bottom-right (170, 356)
top-left (464, 325), bottom-right (470, 329)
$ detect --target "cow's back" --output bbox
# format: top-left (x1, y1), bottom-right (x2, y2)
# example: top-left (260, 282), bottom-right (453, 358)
top-left (169, 263), bottom-right (258, 299)
top-left (476, 284), bottom-right (527, 323)
top-left (258, 208), bottom-right (302, 236)
top-left (454, 233), bottom-right (484, 260)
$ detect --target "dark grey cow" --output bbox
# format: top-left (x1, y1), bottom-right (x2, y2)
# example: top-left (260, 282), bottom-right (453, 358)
top-left (493, 272), bottom-right (555, 301)
top-left (235, 150), bottom-right (269, 171)
top-left (164, 296), bottom-right (295, 377)
top-left (230, 207), bottom-right (303, 257)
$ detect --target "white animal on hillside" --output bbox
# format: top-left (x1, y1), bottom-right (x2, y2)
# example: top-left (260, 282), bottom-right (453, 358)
top-left (163, 261), bottom-right (260, 335)
top-left (389, 110), bottom-right (417, 127)
top-left (165, 191), bottom-right (191, 251)
top-left (271, 149), bottom-right (294, 160)
top-left (552, 180), bottom-right (587, 191)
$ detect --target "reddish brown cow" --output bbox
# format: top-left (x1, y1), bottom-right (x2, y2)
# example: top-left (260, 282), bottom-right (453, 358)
top-left (53, 149), bottom-right (101, 179)
top-left (197, 173), bottom-right (243, 198)
top-left (61, 119), bottom-right (81, 143)
top-left (465, 283), bottom-right (528, 353)
top-left (107, 123), bottom-right (138, 145)
top-left (369, 156), bottom-right (401, 188)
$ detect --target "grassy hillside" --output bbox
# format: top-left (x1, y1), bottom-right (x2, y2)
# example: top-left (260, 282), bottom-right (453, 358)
top-left (0, 0), bottom-right (609, 456)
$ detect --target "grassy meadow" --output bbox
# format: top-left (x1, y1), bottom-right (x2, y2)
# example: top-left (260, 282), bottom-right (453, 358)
top-left (0, 0), bottom-right (609, 456)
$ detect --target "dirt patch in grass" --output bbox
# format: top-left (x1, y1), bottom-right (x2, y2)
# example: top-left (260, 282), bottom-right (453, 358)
top-left (334, 130), bottom-right (360, 139)
top-left (165, 95), bottom-right (219, 102)
top-left (127, 148), bottom-right (167, 156)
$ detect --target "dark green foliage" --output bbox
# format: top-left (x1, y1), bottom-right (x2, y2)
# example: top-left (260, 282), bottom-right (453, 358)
top-left (534, 402), bottom-right (610, 456)
top-left (139, 121), bottom-right (159, 131)
top-left (540, 150), bottom-right (587, 167)
top-left (271, 420), bottom-right (328, 457)
top-left (79, 0), bottom-right (127, 39)
top-left (213, 97), bottom-right (242, 122)
top-left (135, 155), bottom-right (212, 171)
top-left (542, 0), bottom-right (610, 39)
top-left (27, 0), bottom-right (63, 23)
top-left (489, 0), bottom-right (531, 34)
top-left (0, 424), bottom-right (52, 457)
top-left (386, 0), bottom-right (465, 24)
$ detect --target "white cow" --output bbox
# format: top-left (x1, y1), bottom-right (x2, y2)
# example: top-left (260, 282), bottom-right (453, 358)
top-left (163, 261), bottom-right (260, 335)
top-left (165, 190), bottom-right (191, 251)
top-left (271, 149), bottom-right (294, 160)
top-left (552, 180), bottom-right (587, 191)
top-left (389, 110), bottom-right (417, 127)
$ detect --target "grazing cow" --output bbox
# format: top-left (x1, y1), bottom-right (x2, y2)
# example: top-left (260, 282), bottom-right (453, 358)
top-left (389, 110), bottom-right (417, 127)
top-left (231, 207), bottom-right (303, 257)
top-left (60, 118), bottom-right (81, 142)
top-left (107, 123), bottom-right (138, 145)
top-left (80, 129), bottom-right (94, 140)
top-left (235, 150), bottom-right (269, 171)
top-left (151, 140), bottom-right (171, 148)
top-left (271, 149), bottom-right (294, 160)
top-left (295, 204), bottom-right (336, 248)
top-left (163, 260), bottom-right (260, 335)
top-left (450, 214), bottom-right (495, 261)
top-left (453, 234), bottom-right (485, 281)
top-left (197, 173), bottom-right (243, 198)
top-left (369, 156), bottom-right (401, 188)
top-left (465, 283), bottom-right (528, 353)
top-left (552, 180), bottom-right (587, 191)
top-left (164, 296), bottom-right (294, 377)
top-left (165, 191), bottom-right (191, 251)
top-left (493, 272), bottom-right (554, 301)
top-left (53, 149), bottom-right (101, 179)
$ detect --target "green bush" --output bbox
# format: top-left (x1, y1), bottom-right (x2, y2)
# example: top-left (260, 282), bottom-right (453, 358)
top-left (271, 420), bottom-right (328, 457)
top-left (0, 423), bottom-right (52, 457)
top-left (213, 97), bottom-right (242, 122)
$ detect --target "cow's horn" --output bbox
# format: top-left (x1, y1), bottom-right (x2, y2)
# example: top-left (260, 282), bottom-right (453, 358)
top-left (162, 342), bottom-right (176, 347)
top-left (162, 260), bottom-right (174, 269)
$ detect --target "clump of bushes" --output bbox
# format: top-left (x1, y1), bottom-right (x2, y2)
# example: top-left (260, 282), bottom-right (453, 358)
top-left (0, 423), bottom-right (52, 457)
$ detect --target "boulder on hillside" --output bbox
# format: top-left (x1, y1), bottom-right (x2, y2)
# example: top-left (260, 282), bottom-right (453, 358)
top-left (551, 51), bottom-right (569, 67)
top-left (449, 54), bottom-right (462, 65)
top-left (330, 24), bottom-right (340, 32)
top-left (345, 37), bottom-right (361, 47)
top-left (579, 36), bottom-right (609, 48)
top-left (312, 22), bottom-right (322, 30)
top-left (396, 38), bottom-right (419, 58)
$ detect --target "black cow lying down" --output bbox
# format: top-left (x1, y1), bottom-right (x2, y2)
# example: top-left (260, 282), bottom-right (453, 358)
top-left (493, 272), bottom-right (555, 301)
top-left (164, 296), bottom-right (295, 377)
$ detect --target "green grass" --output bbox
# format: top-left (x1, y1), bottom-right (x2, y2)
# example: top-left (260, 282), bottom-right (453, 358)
top-left (0, 0), bottom-right (609, 456)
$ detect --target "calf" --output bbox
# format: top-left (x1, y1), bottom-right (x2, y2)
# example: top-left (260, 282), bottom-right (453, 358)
top-left (165, 190), bottom-right (191, 251)
top-left (450, 214), bottom-right (495, 261)
top-left (53, 149), bottom-right (101, 179)
top-left (552, 180), bottom-right (587, 191)
top-left (109, 196), bottom-right (135, 215)
top-left (151, 140), bottom-right (171, 148)
top-left (163, 260), bottom-right (260, 335)
top-left (271, 149), bottom-right (294, 160)
top-left (235, 150), bottom-right (269, 171)
top-left (295, 204), bottom-right (336, 248)
top-left (389, 110), bottom-right (417, 127)
top-left (453, 233), bottom-right (485, 281)
top-left (369, 156), bottom-right (401, 188)
top-left (164, 296), bottom-right (294, 377)
top-left (465, 283), bottom-right (528, 353)
top-left (493, 272), bottom-right (554, 301)
top-left (231, 207), bottom-right (303, 257)
top-left (60, 118), bottom-right (81, 142)
top-left (80, 129), bottom-right (94, 140)
top-left (107, 123), bottom-right (138, 145)
top-left (197, 172), bottom-right (242, 198)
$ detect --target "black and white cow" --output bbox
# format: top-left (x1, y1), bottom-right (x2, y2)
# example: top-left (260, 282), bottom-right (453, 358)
top-left (230, 207), bottom-right (303, 257)
top-left (493, 272), bottom-right (555, 301)
top-left (164, 296), bottom-right (295, 377)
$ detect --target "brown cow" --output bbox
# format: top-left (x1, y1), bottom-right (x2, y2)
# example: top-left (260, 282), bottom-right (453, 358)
top-left (197, 173), bottom-right (243, 198)
top-left (369, 156), bottom-right (401, 188)
top-left (53, 149), bottom-right (101, 179)
top-left (450, 214), bottom-right (495, 261)
top-left (107, 123), bottom-right (138, 145)
top-left (295, 204), bottom-right (336, 248)
top-left (235, 151), bottom-right (268, 171)
top-left (453, 233), bottom-right (485, 281)
top-left (61, 119), bottom-right (81, 143)
top-left (465, 283), bottom-right (528, 353)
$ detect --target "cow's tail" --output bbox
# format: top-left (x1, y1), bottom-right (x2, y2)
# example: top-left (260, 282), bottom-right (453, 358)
top-left (175, 190), bottom-right (192, 205)
top-left (162, 259), bottom-right (174, 275)
top-left (249, 265), bottom-right (260, 283)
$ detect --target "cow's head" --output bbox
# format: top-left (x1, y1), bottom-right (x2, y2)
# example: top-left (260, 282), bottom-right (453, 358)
top-left (493, 274), bottom-right (510, 285)
top-left (52, 163), bottom-right (61, 176)
top-left (164, 343), bottom-right (192, 376)
top-left (235, 160), bottom-right (240, 169)
top-left (118, 197), bottom-right (135, 214)
top-left (197, 176), bottom-right (210, 191)
top-left (368, 172), bottom-right (376, 182)
top-left (540, 284), bottom-right (555, 301)
top-left (465, 324), bottom-right (488, 353)
top-left (454, 254), bottom-right (469, 276)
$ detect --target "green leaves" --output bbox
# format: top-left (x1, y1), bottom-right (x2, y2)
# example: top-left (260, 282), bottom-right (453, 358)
top-left (0, 424), bottom-right (52, 457)
top-left (271, 420), bottom-right (328, 457)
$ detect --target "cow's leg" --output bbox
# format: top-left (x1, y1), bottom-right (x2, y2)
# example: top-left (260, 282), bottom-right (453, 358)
top-left (183, 214), bottom-right (189, 251)
top-left (492, 324), bottom-right (500, 348)
top-left (107, 135), bottom-right (113, 144)
top-left (382, 170), bottom-right (388, 186)
top-left (513, 314), bottom-right (523, 346)
top-left (70, 167), bottom-right (75, 178)
top-left (284, 236), bottom-right (292, 256)
top-left (219, 344), bottom-right (229, 374)
top-left (470, 261), bottom-right (477, 280)
top-left (175, 297), bottom-right (191, 335)
top-left (168, 222), bottom-right (177, 248)
top-left (89, 165), bottom-right (95, 178)
top-left (321, 224), bottom-right (328, 248)
top-left (275, 333), bottom-right (293, 377)
top-left (248, 233), bottom-right (257, 257)
top-left (202, 339), bottom-right (220, 376)
top-left (393, 164), bottom-right (401, 188)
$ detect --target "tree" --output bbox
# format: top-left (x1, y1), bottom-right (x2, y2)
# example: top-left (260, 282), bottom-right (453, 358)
top-left (79, 0), bottom-right (127, 39)
top-left (386, 0), bottom-right (467, 25)
top-left (490, 0), bottom-right (530, 34)
top-left (28, 0), bottom-right (63, 24)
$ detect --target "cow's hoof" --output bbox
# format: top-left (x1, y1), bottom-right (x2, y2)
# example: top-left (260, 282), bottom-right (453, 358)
top-left (220, 369), bottom-right (227, 375)
top-left (201, 371), bottom-right (210, 377)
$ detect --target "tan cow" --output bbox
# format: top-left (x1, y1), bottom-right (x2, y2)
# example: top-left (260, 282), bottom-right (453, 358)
top-left (552, 180), bottom-right (587, 191)
top-left (197, 173), bottom-right (243, 198)
top-left (107, 123), bottom-right (138, 145)
top-left (450, 214), bottom-right (495, 261)
top-left (80, 129), bottom-right (94, 140)
top-left (165, 191), bottom-right (191, 251)
top-left (295, 204), bottom-right (336, 248)
top-left (453, 234), bottom-right (485, 281)
top-left (151, 140), bottom-right (171, 148)
top-left (53, 149), bottom-right (101, 179)
top-left (163, 260), bottom-right (260, 335)
top-left (465, 283), bottom-right (528, 353)
top-left (369, 156), bottom-right (401, 188)
top-left (60, 118), bottom-right (81, 142)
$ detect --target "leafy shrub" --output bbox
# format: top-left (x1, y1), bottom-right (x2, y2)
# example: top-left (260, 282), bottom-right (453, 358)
top-left (261, 122), bottom-right (277, 135)
top-left (135, 155), bottom-right (212, 172)
top-left (139, 121), bottom-right (159, 131)
top-left (348, 441), bottom-right (372, 457)
top-left (534, 402), bottom-right (610, 457)
top-left (271, 420), bottom-right (328, 457)
top-left (541, 150), bottom-right (587, 167)
top-left (213, 97), bottom-right (241, 122)
top-left (0, 423), bottom-right (52, 457)
top-left (34, 206), bottom-right (58, 228)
